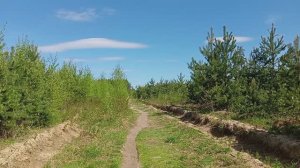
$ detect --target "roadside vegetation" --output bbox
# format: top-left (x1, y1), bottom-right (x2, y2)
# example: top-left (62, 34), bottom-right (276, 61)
top-left (0, 29), bottom-right (141, 167)
top-left (45, 100), bottom-right (136, 168)
top-left (135, 25), bottom-right (300, 138)
top-left (135, 102), bottom-right (299, 168)
top-left (0, 29), bottom-right (133, 138)
top-left (135, 103), bottom-right (268, 168)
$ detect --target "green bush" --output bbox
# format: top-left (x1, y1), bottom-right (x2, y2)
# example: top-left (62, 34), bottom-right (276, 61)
top-left (0, 32), bottom-right (130, 137)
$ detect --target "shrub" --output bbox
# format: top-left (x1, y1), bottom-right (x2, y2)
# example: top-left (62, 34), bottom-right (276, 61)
top-left (0, 32), bottom-right (130, 137)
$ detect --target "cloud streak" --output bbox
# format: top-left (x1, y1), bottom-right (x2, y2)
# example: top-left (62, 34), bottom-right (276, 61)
top-left (215, 36), bottom-right (253, 43)
top-left (64, 58), bottom-right (88, 63)
top-left (64, 56), bottom-right (125, 63)
top-left (97, 56), bottom-right (125, 61)
top-left (39, 38), bottom-right (148, 53)
top-left (56, 8), bottom-right (97, 21)
top-left (56, 8), bottom-right (116, 22)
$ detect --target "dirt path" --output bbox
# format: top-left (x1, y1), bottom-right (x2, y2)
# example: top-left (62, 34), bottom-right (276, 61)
top-left (121, 107), bottom-right (148, 168)
top-left (0, 121), bottom-right (81, 168)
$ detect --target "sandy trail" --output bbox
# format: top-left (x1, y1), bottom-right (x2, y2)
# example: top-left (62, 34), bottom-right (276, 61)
top-left (121, 107), bottom-right (148, 168)
top-left (0, 121), bottom-right (80, 168)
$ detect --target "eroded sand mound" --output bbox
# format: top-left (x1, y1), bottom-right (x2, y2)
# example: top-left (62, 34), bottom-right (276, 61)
top-left (0, 121), bottom-right (81, 168)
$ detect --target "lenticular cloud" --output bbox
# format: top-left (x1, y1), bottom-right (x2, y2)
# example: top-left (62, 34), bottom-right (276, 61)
top-left (39, 38), bottom-right (148, 53)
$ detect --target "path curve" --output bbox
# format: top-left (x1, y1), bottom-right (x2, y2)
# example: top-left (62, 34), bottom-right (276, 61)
top-left (121, 108), bottom-right (148, 168)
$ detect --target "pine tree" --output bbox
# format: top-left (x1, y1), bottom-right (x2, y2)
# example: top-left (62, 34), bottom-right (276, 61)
top-left (189, 26), bottom-right (245, 111)
top-left (278, 36), bottom-right (300, 115)
top-left (248, 25), bottom-right (286, 113)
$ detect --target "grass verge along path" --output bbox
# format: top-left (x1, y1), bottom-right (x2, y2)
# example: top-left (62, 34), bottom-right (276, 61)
top-left (45, 100), bottom-right (137, 168)
top-left (135, 103), bottom-right (268, 168)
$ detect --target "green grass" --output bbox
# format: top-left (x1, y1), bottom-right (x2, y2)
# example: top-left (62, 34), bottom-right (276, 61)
top-left (137, 103), bottom-right (299, 168)
top-left (210, 111), bottom-right (273, 129)
top-left (238, 116), bottom-right (273, 129)
top-left (136, 104), bottom-right (253, 168)
top-left (143, 100), bottom-right (274, 131)
top-left (45, 100), bottom-right (137, 168)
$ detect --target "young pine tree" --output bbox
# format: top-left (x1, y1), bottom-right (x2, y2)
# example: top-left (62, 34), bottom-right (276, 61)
top-left (247, 25), bottom-right (286, 114)
top-left (189, 26), bottom-right (246, 111)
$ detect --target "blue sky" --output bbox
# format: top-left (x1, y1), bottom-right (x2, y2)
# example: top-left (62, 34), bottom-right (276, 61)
top-left (1, 0), bottom-right (300, 86)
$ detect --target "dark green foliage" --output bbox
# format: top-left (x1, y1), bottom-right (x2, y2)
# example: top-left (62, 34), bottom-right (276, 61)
top-left (136, 25), bottom-right (299, 133)
top-left (0, 32), bottom-right (130, 137)
top-left (245, 25), bottom-right (286, 114)
top-left (188, 27), bottom-right (247, 111)
top-left (187, 25), bottom-right (300, 119)
top-left (0, 41), bottom-right (51, 132)
top-left (277, 36), bottom-right (300, 115)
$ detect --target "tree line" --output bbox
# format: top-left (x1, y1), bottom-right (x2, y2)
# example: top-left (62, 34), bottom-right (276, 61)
top-left (135, 73), bottom-right (188, 105)
top-left (0, 31), bottom-right (130, 137)
top-left (136, 25), bottom-right (300, 120)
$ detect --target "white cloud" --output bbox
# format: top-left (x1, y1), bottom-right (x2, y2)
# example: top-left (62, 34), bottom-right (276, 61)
top-left (56, 8), bottom-right (117, 22)
top-left (39, 38), bottom-right (148, 53)
top-left (56, 8), bottom-right (97, 21)
top-left (97, 56), bottom-right (125, 61)
top-left (215, 36), bottom-right (253, 43)
top-left (64, 58), bottom-right (88, 63)
top-left (64, 56), bottom-right (125, 63)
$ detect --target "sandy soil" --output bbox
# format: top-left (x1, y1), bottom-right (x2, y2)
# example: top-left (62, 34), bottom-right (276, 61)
top-left (0, 121), bottom-right (81, 168)
top-left (121, 107), bottom-right (148, 168)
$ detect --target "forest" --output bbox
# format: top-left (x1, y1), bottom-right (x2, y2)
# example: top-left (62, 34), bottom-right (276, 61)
top-left (135, 25), bottom-right (300, 136)
top-left (0, 30), bottom-right (130, 138)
